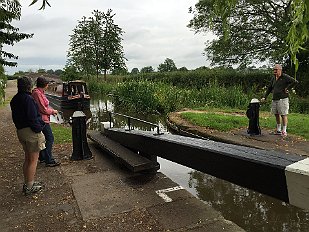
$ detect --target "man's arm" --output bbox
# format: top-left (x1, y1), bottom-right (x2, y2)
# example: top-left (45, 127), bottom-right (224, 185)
top-left (283, 73), bottom-right (298, 93)
top-left (261, 77), bottom-right (274, 101)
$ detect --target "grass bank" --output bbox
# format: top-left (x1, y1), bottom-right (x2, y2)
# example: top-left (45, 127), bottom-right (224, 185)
top-left (180, 109), bottom-right (309, 140)
top-left (51, 124), bottom-right (72, 144)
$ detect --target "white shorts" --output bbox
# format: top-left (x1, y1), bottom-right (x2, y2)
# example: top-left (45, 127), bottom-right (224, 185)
top-left (271, 98), bottom-right (289, 115)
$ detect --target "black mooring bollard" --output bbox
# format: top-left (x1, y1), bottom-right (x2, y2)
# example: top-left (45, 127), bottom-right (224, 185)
top-left (71, 111), bottom-right (93, 160)
top-left (246, 98), bottom-right (261, 136)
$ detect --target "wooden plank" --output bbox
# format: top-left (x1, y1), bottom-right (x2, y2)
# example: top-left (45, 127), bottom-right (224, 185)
top-left (87, 130), bottom-right (155, 172)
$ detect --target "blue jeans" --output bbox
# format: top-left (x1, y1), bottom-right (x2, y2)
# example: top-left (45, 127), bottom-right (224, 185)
top-left (39, 124), bottom-right (55, 163)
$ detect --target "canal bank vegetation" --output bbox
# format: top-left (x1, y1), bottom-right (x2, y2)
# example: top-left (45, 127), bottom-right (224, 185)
top-left (87, 68), bottom-right (309, 115)
top-left (113, 80), bottom-right (251, 114)
top-left (86, 68), bottom-right (309, 139)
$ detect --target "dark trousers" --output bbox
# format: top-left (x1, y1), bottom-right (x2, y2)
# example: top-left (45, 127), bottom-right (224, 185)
top-left (39, 124), bottom-right (55, 163)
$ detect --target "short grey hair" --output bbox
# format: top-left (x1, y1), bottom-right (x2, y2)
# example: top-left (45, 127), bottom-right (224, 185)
top-left (274, 64), bottom-right (282, 70)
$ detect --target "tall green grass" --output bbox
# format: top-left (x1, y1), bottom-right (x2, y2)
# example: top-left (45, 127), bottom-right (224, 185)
top-left (112, 81), bottom-right (252, 114)
top-left (126, 69), bottom-right (270, 93)
top-left (87, 80), bottom-right (114, 95)
top-left (86, 74), bottom-right (123, 95)
top-left (113, 81), bottom-right (179, 113)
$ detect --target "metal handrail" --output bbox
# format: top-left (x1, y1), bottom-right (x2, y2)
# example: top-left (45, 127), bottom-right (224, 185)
top-left (108, 111), bottom-right (163, 135)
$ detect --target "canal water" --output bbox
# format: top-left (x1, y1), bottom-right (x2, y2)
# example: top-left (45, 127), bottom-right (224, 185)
top-left (64, 97), bottom-right (309, 232)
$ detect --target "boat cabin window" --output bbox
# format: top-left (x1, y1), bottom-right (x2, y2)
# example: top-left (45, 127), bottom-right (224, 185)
top-left (70, 85), bottom-right (77, 95)
top-left (63, 84), bottom-right (70, 96)
top-left (65, 83), bottom-right (88, 95)
top-left (46, 83), bottom-right (63, 96)
top-left (55, 85), bottom-right (63, 94)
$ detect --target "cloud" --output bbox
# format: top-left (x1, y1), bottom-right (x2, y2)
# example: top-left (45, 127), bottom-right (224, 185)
top-left (4, 0), bottom-right (211, 74)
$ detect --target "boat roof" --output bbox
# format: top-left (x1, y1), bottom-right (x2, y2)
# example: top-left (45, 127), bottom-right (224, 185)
top-left (66, 80), bottom-right (87, 84)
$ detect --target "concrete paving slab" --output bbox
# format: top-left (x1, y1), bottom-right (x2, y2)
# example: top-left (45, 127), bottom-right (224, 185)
top-left (69, 142), bottom-right (245, 231)
top-left (71, 170), bottom-right (193, 220)
top-left (71, 171), bottom-right (135, 220)
top-left (147, 197), bottom-right (224, 231)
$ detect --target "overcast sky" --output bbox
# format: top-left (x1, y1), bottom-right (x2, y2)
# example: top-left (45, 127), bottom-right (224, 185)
top-left (4, 0), bottom-right (213, 74)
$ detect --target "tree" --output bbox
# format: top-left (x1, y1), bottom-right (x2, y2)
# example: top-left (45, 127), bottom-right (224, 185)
top-left (46, 69), bottom-right (54, 74)
top-left (188, 1), bottom-right (291, 67)
top-left (13, 70), bottom-right (26, 76)
top-left (0, 0), bottom-right (33, 67)
top-left (178, 66), bottom-right (188, 72)
top-left (285, 0), bottom-right (309, 73)
top-left (188, 0), bottom-right (309, 73)
top-left (37, 68), bottom-right (46, 73)
top-left (111, 67), bottom-right (127, 75)
top-left (67, 9), bottom-right (126, 81)
top-left (67, 16), bottom-right (96, 78)
top-left (157, 58), bottom-right (177, 72)
top-left (195, 66), bottom-right (210, 71)
top-left (140, 66), bottom-right (154, 73)
top-left (29, 0), bottom-right (50, 10)
top-left (131, 67), bottom-right (139, 74)
top-left (54, 69), bottom-right (63, 76)
top-left (0, 0), bottom-right (52, 68)
top-left (60, 65), bottom-right (81, 81)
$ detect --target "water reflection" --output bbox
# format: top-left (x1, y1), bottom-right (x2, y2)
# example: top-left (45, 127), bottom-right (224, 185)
top-left (188, 171), bottom-right (309, 232)
top-left (89, 97), bottom-right (167, 133)
top-left (89, 98), bottom-right (113, 130)
top-left (89, 95), bottom-right (309, 232)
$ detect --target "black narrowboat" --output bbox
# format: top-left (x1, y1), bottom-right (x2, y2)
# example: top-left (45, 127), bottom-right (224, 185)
top-left (46, 80), bottom-right (91, 110)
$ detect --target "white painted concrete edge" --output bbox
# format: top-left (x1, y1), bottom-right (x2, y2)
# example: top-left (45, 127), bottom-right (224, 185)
top-left (155, 186), bottom-right (184, 203)
top-left (285, 158), bottom-right (309, 210)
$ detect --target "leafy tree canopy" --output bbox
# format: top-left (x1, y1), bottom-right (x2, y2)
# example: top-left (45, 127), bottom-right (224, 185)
top-left (37, 68), bottom-right (46, 73)
top-left (131, 67), bottom-right (139, 74)
top-left (111, 67), bottom-right (128, 75)
top-left (0, 0), bottom-right (33, 67)
top-left (178, 66), bottom-right (188, 71)
top-left (140, 66), bottom-right (154, 73)
top-left (61, 65), bottom-right (81, 81)
top-left (158, 58), bottom-right (177, 72)
top-left (189, 0), bottom-right (309, 73)
top-left (67, 9), bottom-right (126, 80)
